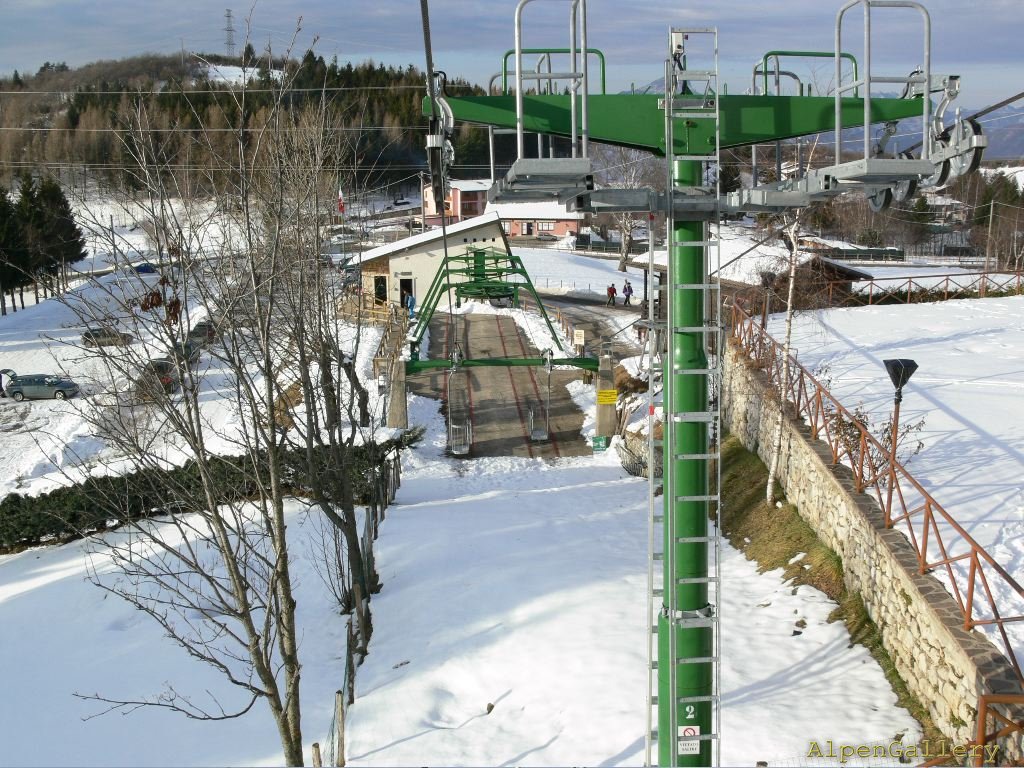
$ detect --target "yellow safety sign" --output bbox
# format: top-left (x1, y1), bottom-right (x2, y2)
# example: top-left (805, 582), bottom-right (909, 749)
top-left (597, 389), bottom-right (618, 405)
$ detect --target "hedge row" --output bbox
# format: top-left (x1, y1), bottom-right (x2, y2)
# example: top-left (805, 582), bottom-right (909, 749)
top-left (0, 437), bottom-right (411, 551)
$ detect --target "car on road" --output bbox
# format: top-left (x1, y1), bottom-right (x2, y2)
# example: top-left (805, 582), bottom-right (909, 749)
top-left (169, 340), bottom-right (202, 366)
top-left (130, 262), bottom-right (158, 274)
top-left (81, 327), bottom-right (133, 348)
top-left (7, 373), bottom-right (80, 401)
top-left (187, 320), bottom-right (217, 344)
top-left (134, 359), bottom-right (181, 400)
top-left (535, 232), bottom-right (558, 242)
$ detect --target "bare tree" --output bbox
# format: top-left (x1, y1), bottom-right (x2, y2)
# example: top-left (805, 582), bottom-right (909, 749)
top-left (47, 31), bottom-right (383, 766)
top-left (590, 143), bottom-right (664, 271)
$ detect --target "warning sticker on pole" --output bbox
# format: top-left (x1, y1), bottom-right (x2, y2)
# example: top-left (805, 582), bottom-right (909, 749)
top-left (678, 725), bottom-right (701, 755)
top-left (573, 329), bottom-right (585, 346)
top-left (597, 389), bottom-right (618, 405)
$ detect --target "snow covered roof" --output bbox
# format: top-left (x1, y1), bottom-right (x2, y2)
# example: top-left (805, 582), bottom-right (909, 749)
top-left (484, 200), bottom-right (584, 221)
top-left (449, 179), bottom-right (493, 193)
top-left (355, 211), bottom-right (505, 264)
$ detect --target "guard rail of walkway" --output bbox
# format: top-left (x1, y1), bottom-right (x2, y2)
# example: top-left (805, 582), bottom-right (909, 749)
top-left (824, 270), bottom-right (1024, 307)
top-left (730, 301), bottom-right (1024, 685)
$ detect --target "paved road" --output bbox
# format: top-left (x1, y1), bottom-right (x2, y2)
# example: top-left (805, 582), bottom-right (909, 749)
top-left (407, 310), bottom-right (591, 459)
top-left (538, 291), bottom-right (646, 361)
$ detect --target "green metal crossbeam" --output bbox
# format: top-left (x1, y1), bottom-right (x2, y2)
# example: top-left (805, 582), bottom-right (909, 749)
top-left (409, 246), bottom-right (567, 356)
top-left (405, 356), bottom-right (598, 374)
top-left (424, 93), bottom-right (926, 155)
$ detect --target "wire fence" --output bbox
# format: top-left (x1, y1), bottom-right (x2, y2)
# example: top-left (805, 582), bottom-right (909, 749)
top-left (315, 447), bottom-right (402, 767)
top-left (825, 270), bottom-right (1024, 307)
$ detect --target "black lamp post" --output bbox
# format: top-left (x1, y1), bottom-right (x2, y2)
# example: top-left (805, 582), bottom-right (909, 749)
top-left (883, 358), bottom-right (918, 526)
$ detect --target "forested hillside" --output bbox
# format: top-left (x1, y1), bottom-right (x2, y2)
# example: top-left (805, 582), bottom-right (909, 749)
top-left (0, 52), bottom-right (495, 188)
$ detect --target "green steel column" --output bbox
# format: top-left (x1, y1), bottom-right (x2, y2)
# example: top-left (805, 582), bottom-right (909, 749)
top-left (658, 158), bottom-right (712, 766)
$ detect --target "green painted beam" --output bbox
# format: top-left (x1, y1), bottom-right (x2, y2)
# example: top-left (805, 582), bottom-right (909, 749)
top-left (426, 93), bottom-right (926, 155)
top-left (405, 356), bottom-right (598, 374)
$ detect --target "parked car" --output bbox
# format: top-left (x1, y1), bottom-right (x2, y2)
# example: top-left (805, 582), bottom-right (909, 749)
top-left (187, 320), bottom-right (217, 344)
top-left (130, 262), bottom-right (158, 274)
top-left (7, 373), bottom-right (80, 401)
top-left (81, 327), bottom-right (133, 348)
top-left (535, 233), bottom-right (558, 242)
top-left (135, 359), bottom-right (181, 400)
top-left (169, 340), bottom-right (202, 366)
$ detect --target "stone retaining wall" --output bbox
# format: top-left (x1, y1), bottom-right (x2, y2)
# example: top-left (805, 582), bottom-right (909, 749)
top-left (723, 341), bottom-right (1021, 755)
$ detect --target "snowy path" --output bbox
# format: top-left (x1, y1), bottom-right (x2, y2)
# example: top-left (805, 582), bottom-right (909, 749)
top-left (344, 395), bottom-right (920, 766)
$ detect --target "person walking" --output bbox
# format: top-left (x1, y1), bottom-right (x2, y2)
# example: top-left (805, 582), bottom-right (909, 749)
top-left (622, 280), bottom-right (634, 306)
top-left (405, 291), bottom-right (416, 319)
top-left (606, 283), bottom-right (617, 306)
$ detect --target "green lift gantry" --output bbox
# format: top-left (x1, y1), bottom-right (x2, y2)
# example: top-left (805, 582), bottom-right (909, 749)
top-left (404, 246), bottom-right (598, 374)
top-left (420, 1), bottom-right (985, 765)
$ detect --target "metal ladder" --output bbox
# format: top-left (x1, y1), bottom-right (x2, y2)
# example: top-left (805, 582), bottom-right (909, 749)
top-left (646, 27), bottom-right (722, 768)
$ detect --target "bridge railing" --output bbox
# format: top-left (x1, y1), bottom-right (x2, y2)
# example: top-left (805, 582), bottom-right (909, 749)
top-left (730, 301), bottom-right (1024, 684)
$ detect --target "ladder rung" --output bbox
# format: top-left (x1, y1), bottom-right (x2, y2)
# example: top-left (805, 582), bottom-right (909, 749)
top-left (672, 112), bottom-right (717, 120)
top-left (672, 326), bottom-right (719, 334)
top-left (672, 368), bottom-right (719, 376)
top-left (674, 70), bottom-right (716, 79)
top-left (653, 588), bottom-right (663, 597)
top-left (653, 551), bottom-right (664, 560)
top-left (677, 576), bottom-right (719, 584)
top-left (677, 695), bottom-right (718, 704)
top-left (674, 494), bottom-right (719, 502)
top-left (653, 514), bottom-right (664, 523)
top-left (675, 453), bottom-right (718, 460)
top-left (671, 412), bottom-right (719, 423)
top-left (651, 439), bottom-right (664, 448)
top-left (675, 536), bottom-right (718, 544)
top-left (674, 241), bottom-right (713, 248)
top-left (672, 154), bottom-right (716, 162)
top-left (671, 283), bottom-right (720, 290)
top-left (678, 656), bottom-right (718, 664)
top-left (673, 616), bottom-right (716, 628)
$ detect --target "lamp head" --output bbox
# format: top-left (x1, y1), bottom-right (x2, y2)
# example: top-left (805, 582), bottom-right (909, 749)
top-left (884, 358), bottom-right (918, 392)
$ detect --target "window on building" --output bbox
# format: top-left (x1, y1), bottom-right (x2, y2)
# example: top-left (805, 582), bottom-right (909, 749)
top-left (502, 222), bottom-right (511, 234)
top-left (537, 221), bottom-right (555, 231)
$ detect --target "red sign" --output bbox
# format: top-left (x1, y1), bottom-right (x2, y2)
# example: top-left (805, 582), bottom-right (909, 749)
top-left (337, 190), bottom-right (345, 214)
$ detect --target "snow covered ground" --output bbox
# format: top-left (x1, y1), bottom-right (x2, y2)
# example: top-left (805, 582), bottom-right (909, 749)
top-left (771, 295), bottom-right (1024, 665)
top-left (15, 212), bottom-right (1022, 765)
top-left (0, 384), bottom-right (922, 766)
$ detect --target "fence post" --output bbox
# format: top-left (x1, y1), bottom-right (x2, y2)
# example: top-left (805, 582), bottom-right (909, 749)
top-left (312, 743), bottom-right (322, 768)
top-left (334, 690), bottom-right (346, 767)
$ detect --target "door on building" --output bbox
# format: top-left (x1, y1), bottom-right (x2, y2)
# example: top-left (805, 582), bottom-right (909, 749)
top-left (524, 221), bottom-right (534, 235)
top-left (399, 278), bottom-right (414, 308)
top-left (374, 275), bottom-right (388, 303)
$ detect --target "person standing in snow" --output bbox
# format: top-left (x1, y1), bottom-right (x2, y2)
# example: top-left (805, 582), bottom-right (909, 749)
top-left (622, 280), bottom-right (633, 306)
top-left (405, 291), bottom-right (416, 320)
top-left (606, 283), bottom-right (617, 306)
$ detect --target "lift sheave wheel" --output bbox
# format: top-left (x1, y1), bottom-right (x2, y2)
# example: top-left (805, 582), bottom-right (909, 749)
top-left (892, 151), bottom-right (918, 204)
top-left (867, 186), bottom-right (893, 213)
top-left (949, 118), bottom-right (985, 178)
top-left (923, 138), bottom-right (951, 189)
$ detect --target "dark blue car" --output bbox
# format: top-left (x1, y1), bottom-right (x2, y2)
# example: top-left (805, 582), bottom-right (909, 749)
top-left (131, 262), bottom-right (158, 274)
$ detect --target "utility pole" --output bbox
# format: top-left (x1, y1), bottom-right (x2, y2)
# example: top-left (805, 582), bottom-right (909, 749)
top-left (983, 198), bottom-right (995, 296)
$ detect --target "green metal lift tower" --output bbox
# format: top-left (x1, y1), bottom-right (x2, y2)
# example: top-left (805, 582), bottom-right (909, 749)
top-left (421, 1), bottom-right (985, 764)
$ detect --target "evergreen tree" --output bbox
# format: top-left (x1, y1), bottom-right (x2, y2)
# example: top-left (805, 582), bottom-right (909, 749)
top-left (36, 177), bottom-right (87, 289)
top-left (0, 184), bottom-right (30, 313)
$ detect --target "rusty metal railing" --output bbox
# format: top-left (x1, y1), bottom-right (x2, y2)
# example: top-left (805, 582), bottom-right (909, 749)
top-left (825, 271), bottom-right (1024, 307)
top-left (730, 301), bottom-right (1024, 684)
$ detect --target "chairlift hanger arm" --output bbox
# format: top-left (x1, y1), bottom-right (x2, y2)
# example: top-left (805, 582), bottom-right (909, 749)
top-left (425, 93), bottom-right (927, 155)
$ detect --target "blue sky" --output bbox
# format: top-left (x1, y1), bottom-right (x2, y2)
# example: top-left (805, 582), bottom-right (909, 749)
top-left (1, 1), bottom-right (1019, 107)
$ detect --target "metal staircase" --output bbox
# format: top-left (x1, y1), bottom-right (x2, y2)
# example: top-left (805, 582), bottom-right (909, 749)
top-left (646, 28), bottom-right (722, 768)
